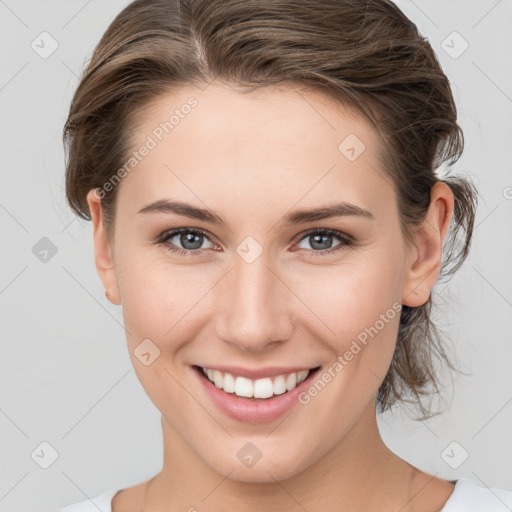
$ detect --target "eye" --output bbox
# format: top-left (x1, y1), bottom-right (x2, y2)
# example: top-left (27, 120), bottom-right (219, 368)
top-left (292, 228), bottom-right (354, 255)
top-left (156, 227), bottom-right (354, 257)
top-left (157, 228), bottom-right (217, 256)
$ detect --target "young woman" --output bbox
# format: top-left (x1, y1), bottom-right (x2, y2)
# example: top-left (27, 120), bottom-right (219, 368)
top-left (58, 0), bottom-right (512, 510)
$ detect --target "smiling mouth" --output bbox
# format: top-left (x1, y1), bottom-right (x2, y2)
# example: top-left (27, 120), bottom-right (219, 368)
top-left (193, 365), bottom-right (321, 400)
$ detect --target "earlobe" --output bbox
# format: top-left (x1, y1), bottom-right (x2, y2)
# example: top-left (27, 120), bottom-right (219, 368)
top-left (401, 181), bottom-right (454, 307)
top-left (86, 189), bottom-right (121, 305)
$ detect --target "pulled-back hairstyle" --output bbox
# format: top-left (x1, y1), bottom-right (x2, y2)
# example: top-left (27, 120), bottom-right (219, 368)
top-left (63, 0), bottom-right (478, 420)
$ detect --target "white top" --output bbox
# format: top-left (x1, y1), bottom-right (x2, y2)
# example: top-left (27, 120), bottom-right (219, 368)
top-left (56, 478), bottom-right (512, 512)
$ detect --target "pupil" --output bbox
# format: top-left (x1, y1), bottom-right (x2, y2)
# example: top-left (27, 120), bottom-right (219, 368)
top-left (311, 234), bottom-right (332, 250)
top-left (182, 232), bottom-right (202, 250)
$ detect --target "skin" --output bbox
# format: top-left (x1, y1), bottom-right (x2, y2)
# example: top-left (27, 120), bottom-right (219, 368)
top-left (87, 80), bottom-right (456, 511)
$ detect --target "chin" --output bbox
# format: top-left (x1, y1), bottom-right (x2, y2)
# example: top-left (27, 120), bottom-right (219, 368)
top-left (200, 443), bottom-right (311, 484)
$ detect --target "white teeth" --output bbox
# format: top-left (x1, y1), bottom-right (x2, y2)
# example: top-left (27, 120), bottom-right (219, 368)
top-left (285, 372), bottom-right (297, 391)
top-left (253, 378), bottom-right (274, 399)
top-left (200, 367), bottom-right (311, 399)
top-left (273, 375), bottom-right (287, 395)
top-left (234, 376), bottom-right (253, 397)
top-left (297, 370), bottom-right (309, 383)
top-left (213, 370), bottom-right (223, 388)
top-left (223, 372), bottom-right (236, 393)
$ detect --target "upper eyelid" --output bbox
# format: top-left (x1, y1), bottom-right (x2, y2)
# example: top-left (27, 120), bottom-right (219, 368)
top-left (293, 228), bottom-right (352, 241)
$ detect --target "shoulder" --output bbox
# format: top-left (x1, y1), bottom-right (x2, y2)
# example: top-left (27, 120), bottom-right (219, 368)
top-left (442, 478), bottom-right (512, 511)
top-left (55, 489), bottom-right (121, 512)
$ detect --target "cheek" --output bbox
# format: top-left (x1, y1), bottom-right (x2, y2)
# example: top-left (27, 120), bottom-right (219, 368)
top-left (115, 247), bottom-right (208, 336)
top-left (309, 255), bottom-right (401, 314)
top-left (114, 252), bottom-right (209, 412)
top-left (292, 253), bottom-right (404, 368)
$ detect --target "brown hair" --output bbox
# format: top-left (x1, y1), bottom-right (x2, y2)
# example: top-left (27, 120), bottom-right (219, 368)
top-left (63, 0), bottom-right (478, 420)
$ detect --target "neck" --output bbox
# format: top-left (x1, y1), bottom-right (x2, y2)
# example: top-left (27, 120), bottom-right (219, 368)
top-left (144, 401), bottom-right (419, 512)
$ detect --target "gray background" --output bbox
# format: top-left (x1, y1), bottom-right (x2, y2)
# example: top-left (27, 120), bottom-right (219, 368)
top-left (0, 1), bottom-right (511, 510)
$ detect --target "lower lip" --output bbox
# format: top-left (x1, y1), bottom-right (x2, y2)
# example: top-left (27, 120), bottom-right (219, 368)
top-left (193, 365), bottom-right (320, 424)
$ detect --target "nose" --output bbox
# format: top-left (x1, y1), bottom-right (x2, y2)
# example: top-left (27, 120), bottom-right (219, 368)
top-left (214, 254), bottom-right (294, 353)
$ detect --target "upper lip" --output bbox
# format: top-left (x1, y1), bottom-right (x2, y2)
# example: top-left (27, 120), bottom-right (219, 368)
top-left (194, 364), bottom-right (319, 380)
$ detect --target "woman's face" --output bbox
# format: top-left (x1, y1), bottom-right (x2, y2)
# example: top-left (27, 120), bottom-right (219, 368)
top-left (88, 81), bottom-right (443, 482)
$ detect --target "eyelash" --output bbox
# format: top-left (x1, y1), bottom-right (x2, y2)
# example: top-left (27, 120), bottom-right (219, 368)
top-left (156, 227), bottom-right (354, 257)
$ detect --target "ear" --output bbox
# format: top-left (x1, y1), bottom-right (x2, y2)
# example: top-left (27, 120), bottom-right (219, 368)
top-left (401, 181), bottom-right (454, 307)
top-left (86, 189), bottom-right (121, 305)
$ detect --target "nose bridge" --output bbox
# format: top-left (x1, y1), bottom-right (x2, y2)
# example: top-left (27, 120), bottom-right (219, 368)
top-left (215, 252), bottom-right (293, 351)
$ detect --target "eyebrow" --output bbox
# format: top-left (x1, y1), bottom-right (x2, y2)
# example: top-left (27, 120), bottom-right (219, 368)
top-left (137, 199), bottom-right (374, 225)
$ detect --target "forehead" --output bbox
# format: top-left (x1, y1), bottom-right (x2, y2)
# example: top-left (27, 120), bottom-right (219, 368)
top-left (117, 81), bottom-right (393, 221)
top-left (135, 80), bottom-right (377, 153)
